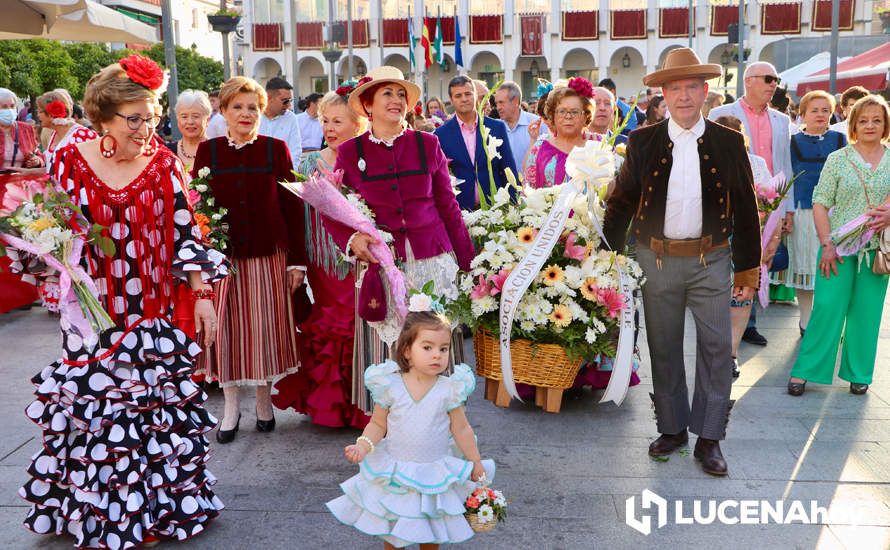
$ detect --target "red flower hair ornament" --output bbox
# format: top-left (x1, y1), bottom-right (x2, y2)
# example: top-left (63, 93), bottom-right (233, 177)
top-left (119, 54), bottom-right (168, 94)
top-left (45, 100), bottom-right (68, 120)
top-left (335, 80), bottom-right (359, 97)
top-left (567, 77), bottom-right (594, 99)
top-left (356, 76), bottom-right (373, 87)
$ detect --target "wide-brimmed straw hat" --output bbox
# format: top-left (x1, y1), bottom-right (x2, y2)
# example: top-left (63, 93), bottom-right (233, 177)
top-left (643, 48), bottom-right (722, 87)
top-left (347, 66), bottom-right (421, 118)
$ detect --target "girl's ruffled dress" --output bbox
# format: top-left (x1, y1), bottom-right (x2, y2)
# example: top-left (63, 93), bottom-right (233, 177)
top-left (327, 362), bottom-right (495, 547)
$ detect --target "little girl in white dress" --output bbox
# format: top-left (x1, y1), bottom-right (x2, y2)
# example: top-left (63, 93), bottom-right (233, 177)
top-left (326, 310), bottom-right (495, 549)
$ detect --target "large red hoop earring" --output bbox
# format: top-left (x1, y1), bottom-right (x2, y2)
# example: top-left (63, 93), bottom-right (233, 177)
top-left (99, 134), bottom-right (117, 158)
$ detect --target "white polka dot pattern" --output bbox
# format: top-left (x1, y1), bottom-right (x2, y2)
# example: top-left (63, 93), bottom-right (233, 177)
top-left (20, 146), bottom-right (227, 549)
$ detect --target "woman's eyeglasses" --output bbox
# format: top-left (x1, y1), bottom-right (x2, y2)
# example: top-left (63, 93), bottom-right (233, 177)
top-left (115, 113), bottom-right (162, 130)
top-left (556, 108), bottom-right (583, 119)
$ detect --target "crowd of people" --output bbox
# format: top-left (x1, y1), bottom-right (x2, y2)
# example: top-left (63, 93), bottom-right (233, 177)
top-left (0, 46), bottom-right (888, 548)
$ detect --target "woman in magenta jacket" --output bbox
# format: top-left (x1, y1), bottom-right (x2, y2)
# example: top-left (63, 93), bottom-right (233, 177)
top-left (325, 66), bottom-right (474, 413)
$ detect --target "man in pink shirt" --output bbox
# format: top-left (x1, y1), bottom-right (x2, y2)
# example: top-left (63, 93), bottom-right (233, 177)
top-left (434, 75), bottom-right (517, 210)
top-left (709, 61), bottom-right (794, 349)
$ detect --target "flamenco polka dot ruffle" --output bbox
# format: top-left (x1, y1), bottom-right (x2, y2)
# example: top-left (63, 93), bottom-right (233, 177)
top-left (19, 319), bottom-right (224, 549)
top-left (18, 145), bottom-right (227, 549)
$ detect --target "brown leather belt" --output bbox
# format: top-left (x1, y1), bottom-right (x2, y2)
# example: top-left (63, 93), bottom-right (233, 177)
top-left (648, 235), bottom-right (728, 268)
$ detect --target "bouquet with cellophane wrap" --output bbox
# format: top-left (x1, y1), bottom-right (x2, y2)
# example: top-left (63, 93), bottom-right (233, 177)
top-left (0, 175), bottom-right (115, 346)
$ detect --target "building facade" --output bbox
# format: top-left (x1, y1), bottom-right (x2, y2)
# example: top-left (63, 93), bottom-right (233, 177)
top-left (99, 0), bottom-right (228, 62)
top-left (236, 0), bottom-right (885, 101)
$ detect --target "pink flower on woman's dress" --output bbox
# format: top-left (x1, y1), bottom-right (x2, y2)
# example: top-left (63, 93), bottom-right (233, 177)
top-left (596, 287), bottom-right (625, 318)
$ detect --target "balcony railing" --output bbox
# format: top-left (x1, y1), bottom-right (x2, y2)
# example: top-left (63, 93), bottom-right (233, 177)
top-left (246, 1), bottom-right (861, 52)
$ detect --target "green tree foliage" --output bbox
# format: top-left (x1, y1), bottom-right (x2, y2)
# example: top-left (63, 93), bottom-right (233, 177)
top-left (63, 43), bottom-right (125, 98)
top-left (0, 39), bottom-right (223, 102)
top-left (143, 43), bottom-right (223, 95)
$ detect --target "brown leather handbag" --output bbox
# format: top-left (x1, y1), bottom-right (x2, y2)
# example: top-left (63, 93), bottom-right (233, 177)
top-left (847, 150), bottom-right (890, 275)
top-left (872, 226), bottom-right (890, 275)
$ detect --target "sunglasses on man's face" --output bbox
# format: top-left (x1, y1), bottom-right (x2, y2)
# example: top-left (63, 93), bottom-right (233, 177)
top-left (281, 98), bottom-right (293, 105)
top-left (753, 75), bottom-right (781, 85)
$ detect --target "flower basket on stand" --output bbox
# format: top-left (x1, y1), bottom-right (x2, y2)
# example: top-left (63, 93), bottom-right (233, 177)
top-left (474, 329), bottom-right (582, 413)
top-left (448, 155), bottom-right (643, 414)
top-left (448, 79), bottom-right (643, 414)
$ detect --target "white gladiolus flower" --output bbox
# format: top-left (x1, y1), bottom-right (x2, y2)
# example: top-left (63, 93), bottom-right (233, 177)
top-left (486, 135), bottom-right (503, 160)
top-left (195, 183), bottom-right (208, 193)
top-left (197, 167), bottom-right (210, 178)
top-left (493, 186), bottom-right (511, 205)
top-left (585, 327), bottom-right (598, 343)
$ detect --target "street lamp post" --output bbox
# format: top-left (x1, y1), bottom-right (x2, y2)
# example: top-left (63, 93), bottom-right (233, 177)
top-left (161, 0), bottom-right (180, 140)
top-left (736, 0), bottom-right (745, 98)
top-left (207, 9), bottom-right (240, 81)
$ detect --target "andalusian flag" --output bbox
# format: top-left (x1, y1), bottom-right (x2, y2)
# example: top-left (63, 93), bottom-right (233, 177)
top-left (408, 17), bottom-right (416, 71)
top-left (434, 16), bottom-right (444, 69)
top-left (420, 17), bottom-right (433, 69)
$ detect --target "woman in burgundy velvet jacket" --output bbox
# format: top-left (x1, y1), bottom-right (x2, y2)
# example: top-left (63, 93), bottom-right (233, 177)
top-left (191, 76), bottom-right (307, 443)
top-left (325, 66), bottom-right (474, 413)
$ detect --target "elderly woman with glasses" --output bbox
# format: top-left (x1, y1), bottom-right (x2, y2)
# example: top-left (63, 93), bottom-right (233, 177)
top-left (525, 79), bottom-right (601, 188)
top-left (191, 76), bottom-right (307, 444)
top-left (166, 89), bottom-right (212, 170)
top-left (522, 78), bottom-right (642, 395)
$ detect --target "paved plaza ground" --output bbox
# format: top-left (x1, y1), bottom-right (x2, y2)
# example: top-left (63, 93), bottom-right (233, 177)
top-left (1, 296), bottom-right (889, 550)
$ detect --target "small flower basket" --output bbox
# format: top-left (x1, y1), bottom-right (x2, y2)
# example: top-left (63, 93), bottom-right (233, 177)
top-left (463, 481), bottom-right (506, 533)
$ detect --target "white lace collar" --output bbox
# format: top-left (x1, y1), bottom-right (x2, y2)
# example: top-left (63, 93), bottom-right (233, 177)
top-left (368, 122), bottom-right (408, 147)
top-left (226, 131), bottom-right (258, 150)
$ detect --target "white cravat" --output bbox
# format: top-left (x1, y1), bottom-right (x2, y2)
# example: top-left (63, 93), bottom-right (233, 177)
top-left (664, 116), bottom-right (705, 240)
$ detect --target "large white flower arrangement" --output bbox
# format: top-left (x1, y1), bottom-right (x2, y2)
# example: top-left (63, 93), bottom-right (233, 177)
top-left (448, 182), bottom-right (644, 360)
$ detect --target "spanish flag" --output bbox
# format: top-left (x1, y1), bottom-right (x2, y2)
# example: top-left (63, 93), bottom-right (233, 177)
top-left (420, 17), bottom-right (433, 69)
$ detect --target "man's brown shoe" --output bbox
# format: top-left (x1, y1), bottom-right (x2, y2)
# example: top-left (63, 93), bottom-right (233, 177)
top-left (694, 438), bottom-right (728, 476)
top-left (648, 429), bottom-right (688, 457)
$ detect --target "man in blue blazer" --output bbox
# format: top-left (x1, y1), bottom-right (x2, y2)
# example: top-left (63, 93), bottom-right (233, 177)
top-left (434, 75), bottom-right (517, 210)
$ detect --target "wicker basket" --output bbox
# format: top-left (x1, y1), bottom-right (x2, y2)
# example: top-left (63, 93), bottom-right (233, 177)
top-left (473, 329), bottom-right (582, 389)
top-left (464, 512), bottom-right (497, 533)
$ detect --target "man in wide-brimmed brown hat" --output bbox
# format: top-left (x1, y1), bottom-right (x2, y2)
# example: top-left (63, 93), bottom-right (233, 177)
top-left (603, 47), bottom-right (761, 476)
